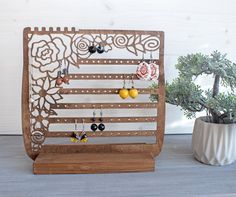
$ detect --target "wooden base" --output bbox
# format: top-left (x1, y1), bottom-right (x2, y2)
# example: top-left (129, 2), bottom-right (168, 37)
top-left (33, 153), bottom-right (155, 174)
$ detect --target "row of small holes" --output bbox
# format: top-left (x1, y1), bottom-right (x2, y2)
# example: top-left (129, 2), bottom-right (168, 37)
top-left (55, 118), bottom-right (155, 122)
top-left (78, 60), bottom-right (157, 64)
top-left (67, 90), bottom-right (119, 93)
top-left (70, 75), bottom-right (137, 79)
top-left (63, 89), bottom-right (150, 94)
top-left (56, 104), bottom-right (156, 108)
top-left (53, 131), bottom-right (155, 136)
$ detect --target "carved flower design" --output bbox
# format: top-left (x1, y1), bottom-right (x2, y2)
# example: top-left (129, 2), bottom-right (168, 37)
top-left (32, 77), bottom-right (62, 111)
top-left (72, 35), bottom-right (94, 58)
top-left (94, 34), bottom-right (113, 52)
top-left (30, 36), bottom-right (71, 73)
top-left (31, 108), bottom-right (49, 130)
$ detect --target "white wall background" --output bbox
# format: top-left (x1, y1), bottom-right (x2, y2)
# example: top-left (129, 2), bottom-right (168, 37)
top-left (0, 0), bottom-right (236, 134)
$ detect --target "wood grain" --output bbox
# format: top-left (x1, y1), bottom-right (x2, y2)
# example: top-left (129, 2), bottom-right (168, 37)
top-left (22, 28), bottom-right (165, 172)
top-left (48, 116), bottom-right (157, 124)
top-left (41, 143), bottom-right (157, 154)
top-left (47, 130), bottom-right (156, 137)
top-left (76, 59), bottom-right (159, 65)
top-left (59, 88), bottom-right (158, 95)
top-left (51, 102), bottom-right (158, 109)
top-left (33, 153), bottom-right (155, 174)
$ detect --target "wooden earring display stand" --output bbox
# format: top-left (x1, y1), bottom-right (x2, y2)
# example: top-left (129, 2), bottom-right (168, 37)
top-left (22, 27), bottom-right (165, 174)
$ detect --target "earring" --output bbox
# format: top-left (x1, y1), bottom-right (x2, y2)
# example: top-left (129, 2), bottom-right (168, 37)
top-left (88, 44), bottom-right (97, 53)
top-left (80, 119), bottom-right (88, 143)
top-left (62, 68), bottom-right (70, 84)
top-left (96, 44), bottom-right (105, 54)
top-left (136, 53), bottom-right (151, 81)
top-left (98, 106), bottom-right (105, 131)
top-left (56, 70), bottom-right (63, 86)
top-left (90, 107), bottom-right (98, 132)
top-left (129, 74), bottom-right (138, 99)
top-left (149, 52), bottom-right (159, 81)
top-left (70, 119), bottom-right (79, 143)
top-left (119, 76), bottom-right (129, 99)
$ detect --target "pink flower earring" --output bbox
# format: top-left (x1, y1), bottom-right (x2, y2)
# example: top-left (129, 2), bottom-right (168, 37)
top-left (149, 52), bottom-right (159, 81)
top-left (136, 53), bottom-right (151, 81)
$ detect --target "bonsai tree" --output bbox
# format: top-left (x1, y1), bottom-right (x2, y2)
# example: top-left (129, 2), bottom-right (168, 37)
top-left (150, 51), bottom-right (236, 124)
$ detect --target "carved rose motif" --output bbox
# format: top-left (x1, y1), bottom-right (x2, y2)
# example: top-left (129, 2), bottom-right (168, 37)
top-left (72, 35), bottom-right (94, 58)
top-left (30, 36), bottom-right (71, 72)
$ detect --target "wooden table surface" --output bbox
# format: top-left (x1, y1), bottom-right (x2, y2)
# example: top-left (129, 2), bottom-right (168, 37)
top-left (0, 135), bottom-right (236, 197)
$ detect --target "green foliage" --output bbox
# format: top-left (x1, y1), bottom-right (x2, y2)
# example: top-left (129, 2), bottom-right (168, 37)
top-left (206, 93), bottom-right (236, 123)
top-left (150, 51), bottom-right (236, 124)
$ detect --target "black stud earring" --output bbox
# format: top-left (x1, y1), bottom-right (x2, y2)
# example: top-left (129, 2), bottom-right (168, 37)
top-left (91, 107), bottom-right (98, 132)
top-left (88, 44), bottom-right (96, 53)
top-left (98, 106), bottom-right (105, 131)
top-left (96, 44), bottom-right (105, 54)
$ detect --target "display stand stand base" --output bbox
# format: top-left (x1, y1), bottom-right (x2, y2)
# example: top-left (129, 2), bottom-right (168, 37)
top-left (33, 153), bottom-right (155, 174)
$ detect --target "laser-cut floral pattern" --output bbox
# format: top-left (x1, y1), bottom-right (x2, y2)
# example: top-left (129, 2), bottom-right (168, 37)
top-left (26, 29), bottom-right (161, 156)
top-left (32, 77), bottom-right (62, 111)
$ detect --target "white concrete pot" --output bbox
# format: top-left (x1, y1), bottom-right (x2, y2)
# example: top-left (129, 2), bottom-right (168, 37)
top-left (192, 117), bottom-right (236, 165)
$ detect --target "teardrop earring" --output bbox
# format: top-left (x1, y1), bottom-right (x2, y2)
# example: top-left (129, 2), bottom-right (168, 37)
top-left (56, 61), bottom-right (63, 86)
top-left (119, 75), bottom-right (129, 99)
top-left (79, 119), bottom-right (88, 143)
top-left (61, 59), bottom-right (70, 84)
top-left (129, 74), bottom-right (138, 99)
top-left (98, 106), bottom-right (105, 131)
top-left (62, 68), bottom-right (70, 84)
top-left (136, 53), bottom-right (151, 81)
top-left (56, 70), bottom-right (63, 86)
top-left (90, 107), bottom-right (98, 132)
top-left (70, 119), bottom-right (79, 143)
top-left (149, 52), bottom-right (159, 81)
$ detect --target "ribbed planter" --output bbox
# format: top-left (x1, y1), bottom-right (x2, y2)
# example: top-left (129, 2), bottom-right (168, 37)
top-left (192, 117), bottom-right (236, 165)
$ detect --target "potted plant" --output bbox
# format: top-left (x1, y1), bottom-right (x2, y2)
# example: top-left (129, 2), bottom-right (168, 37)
top-left (150, 51), bottom-right (236, 165)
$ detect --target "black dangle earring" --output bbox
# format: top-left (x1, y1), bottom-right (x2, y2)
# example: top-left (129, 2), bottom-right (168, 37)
top-left (98, 106), bottom-right (105, 131)
top-left (70, 119), bottom-right (79, 143)
top-left (90, 107), bottom-right (98, 132)
top-left (80, 119), bottom-right (88, 143)
top-left (96, 43), bottom-right (105, 54)
top-left (88, 44), bottom-right (97, 53)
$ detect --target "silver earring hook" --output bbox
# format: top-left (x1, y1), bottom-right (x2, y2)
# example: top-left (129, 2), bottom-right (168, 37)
top-left (141, 52), bottom-right (146, 63)
top-left (93, 106), bottom-right (96, 118)
top-left (82, 119), bottom-right (85, 132)
top-left (123, 74), bottom-right (126, 88)
top-left (150, 52), bottom-right (153, 63)
top-left (100, 105), bottom-right (103, 118)
top-left (75, 119), bottom-right (78, 131)
top-left (131, 74), bottom-right (134, 87)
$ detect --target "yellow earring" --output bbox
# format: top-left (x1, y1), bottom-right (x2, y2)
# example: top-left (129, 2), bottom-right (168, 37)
top-left (119, 76), bottom-right (129, 99)
top-left (80, 119), bottom-right (88, 143)
top-left (129, 75), bottom-right (138, 99)
top-left (70, 120), bottom-right (79, 143)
